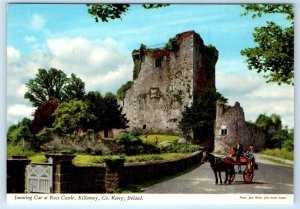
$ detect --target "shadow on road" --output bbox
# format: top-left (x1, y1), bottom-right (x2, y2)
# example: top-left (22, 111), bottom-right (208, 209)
top-left (232, 180), bottom-right (269, 185)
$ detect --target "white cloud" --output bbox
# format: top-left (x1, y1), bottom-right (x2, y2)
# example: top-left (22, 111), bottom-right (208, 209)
top-left (17, 84), bottom-right (27, 97)
top-left (7, 104), bottom-right (35, 117)
top-left (45, 37), bottom-right (133, 90)
top-left (31, 14), bottom-right (45, 30)
top-left (7, 37), bottom-right (133, 126)
top-left (216, 71), bottom-right (294, 128)
top-left (7, 47), bottom-right (21, 64)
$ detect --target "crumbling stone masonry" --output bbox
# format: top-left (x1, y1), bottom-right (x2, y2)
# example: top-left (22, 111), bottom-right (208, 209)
top-left (215, 102), bottom-right (266, 153)
top-left (120, 31), bottom-right (217, 134)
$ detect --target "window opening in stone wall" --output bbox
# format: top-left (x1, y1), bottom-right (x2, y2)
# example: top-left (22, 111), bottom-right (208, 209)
top-left (155, 57), bottom-right (163, 67)
top-left (143, 124), bottom-right (146, 130)
top-left (150, 87), bottom-right (160, 98)
top-left (221, 125), bottom-right (227, 136)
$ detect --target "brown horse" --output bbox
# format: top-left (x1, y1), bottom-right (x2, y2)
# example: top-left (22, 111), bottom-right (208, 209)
top-left (201, 151), bottom-right (235, 185)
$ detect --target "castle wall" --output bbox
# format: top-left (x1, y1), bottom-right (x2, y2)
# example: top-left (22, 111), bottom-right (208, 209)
top-left (121, 31), bottom-right (216, 134)
top-left (214, 102), bottom-right (266, 153)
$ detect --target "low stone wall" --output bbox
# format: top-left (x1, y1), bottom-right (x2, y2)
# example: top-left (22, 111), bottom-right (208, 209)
top-left (7, 151), bottom-right (203, 193)
top-left (122, 151), bottom-right (202, 184)
top-left (73, 165), bottom-right (106, 193)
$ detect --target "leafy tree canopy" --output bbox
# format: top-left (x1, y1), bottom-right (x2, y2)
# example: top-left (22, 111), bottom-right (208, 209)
top-left (241, 4), bottom-right (294, 85)
top-left (254, 113), bottom-right (293, 150)
top-left (179, 88), bottom-right (228, 140)
top-left (102, 92), bottom-right (129, 132)
top-left (52, 99), bottom-right (96, 134)
top-left (7, 118), bottom-right (34, 144)
top-left (25, 68), bottom-right (85, 107)
top-left (83, 91), bottom-right (129, 134)
top-left (87, 4), bottom-right (169, 23)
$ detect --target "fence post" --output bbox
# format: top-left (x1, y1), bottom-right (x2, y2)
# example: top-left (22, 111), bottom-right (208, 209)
top-left (45, 152), bottom-right (75, 193)
top-left (7, 156), bottom-right (31, 193)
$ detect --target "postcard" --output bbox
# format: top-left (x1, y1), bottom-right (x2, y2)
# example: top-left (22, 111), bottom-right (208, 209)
top-left (4, 0), bottom-right (295, 207)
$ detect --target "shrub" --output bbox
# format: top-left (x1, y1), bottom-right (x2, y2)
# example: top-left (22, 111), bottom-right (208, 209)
top-left (7, 144), bottom-right (36, 157)
top-left (34, 128), bottom-right (56, 150)
top-left (115, 132), bottom-right (160, 155)
top-left (282, 139), bottom-right (294, 151)
top-left (115, 132), bottom-right (142, 146)
top-left (260, 148), bottom-right (293, 161)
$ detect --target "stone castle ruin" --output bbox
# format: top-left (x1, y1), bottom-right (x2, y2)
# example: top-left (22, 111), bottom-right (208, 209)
top-left (120, 30), bottom-right (266, 151)
top-left (215, 102), bottom-right (266, 153)
top-left (120, 31), bottom-right (217, 134)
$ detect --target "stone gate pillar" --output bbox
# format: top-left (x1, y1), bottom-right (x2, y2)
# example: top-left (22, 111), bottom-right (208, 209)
top-left (104, 158), bottom-right (125, 193)
top-left (7, 156), bottom-right (31, 193)
top-left (45, 152), bottom-right (75, 193)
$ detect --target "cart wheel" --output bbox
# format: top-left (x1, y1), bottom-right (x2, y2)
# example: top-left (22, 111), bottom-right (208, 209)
top-left (243, 168), bottom-right (254, 183)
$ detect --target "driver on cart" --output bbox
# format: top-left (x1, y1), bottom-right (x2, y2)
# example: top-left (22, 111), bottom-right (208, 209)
top-left (230, 140), bottom-right (244, 173)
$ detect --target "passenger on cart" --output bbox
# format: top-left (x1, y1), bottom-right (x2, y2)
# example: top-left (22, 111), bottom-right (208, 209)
top-left (246, 144), bottom-right (256, 174)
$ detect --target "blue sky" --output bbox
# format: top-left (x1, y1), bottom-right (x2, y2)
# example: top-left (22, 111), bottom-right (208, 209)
top-left (6, 3), bottom-right (294, 128)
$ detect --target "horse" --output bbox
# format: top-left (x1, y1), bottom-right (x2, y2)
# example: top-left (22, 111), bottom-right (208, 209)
top-left (201, 151), bottom-right (235, 185)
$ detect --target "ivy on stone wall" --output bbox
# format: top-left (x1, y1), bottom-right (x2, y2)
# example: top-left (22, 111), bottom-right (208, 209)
top-left (117, 81), bottom-right (133, 101)
top-left (133, 59), bottom-right (142, 80)
top-left (164, 38), bottom-right (179, 51)
top-left (206, 44), bottom-right (218, 67)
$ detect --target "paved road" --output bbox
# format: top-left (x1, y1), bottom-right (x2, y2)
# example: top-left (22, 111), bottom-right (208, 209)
top-left (142, 155), bottom-right (293, 194)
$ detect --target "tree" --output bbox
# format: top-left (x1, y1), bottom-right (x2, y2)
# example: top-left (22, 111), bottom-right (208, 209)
top-left (254, 113), bottom-right (293, 149)
top-left (87, 4), bottom-right (169, 23)
top-left (102, 92), bottom-right (129, 137)
top-left (25, 68), bottom-right (85, 107)
top-left (179, 88), bottom-right (228, 144)
top-left (63, 73), bottom-right (86, 100)
top-left (52, 99), bottom-right (96, 134)
top-left (84, 91), bottom-right (128, 136)
top-left (241, 4), bottom-right (294, 85)
top-left (84, 91), bottom-right (104, 131)
top-left (32, 98), bottom-right (60, 133)
top-left (7, 118), bottom-right (34, 145)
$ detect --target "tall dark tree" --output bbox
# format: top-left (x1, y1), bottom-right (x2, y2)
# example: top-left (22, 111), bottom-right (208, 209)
top-left (241, 4), bottom-right (294, 85)
top-left (102, 92), bottom-right (128, 137)
top-left (84, 91), bottom-right (104, 131)
top-left (84, 91), bottom-right (129, 136)
top-left (179, 88), bottom-right (228, 146)
top-left (25, 68), bottom-right (85, 107)
top-left (87, 4), bottom-right (169, 23)
top-left (32, 98), bottom-right (60, 133)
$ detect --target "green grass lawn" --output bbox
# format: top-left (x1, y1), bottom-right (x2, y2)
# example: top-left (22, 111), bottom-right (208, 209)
top-left (259, 148), bottom-right (293, 161)
top-left (139, 134), bottom-right (179, 145)
top-left (73, 152), bottom-right (188, 165)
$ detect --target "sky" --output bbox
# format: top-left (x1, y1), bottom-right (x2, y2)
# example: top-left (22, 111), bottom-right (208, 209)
top-left (6, 3), bottom-right (294, 129)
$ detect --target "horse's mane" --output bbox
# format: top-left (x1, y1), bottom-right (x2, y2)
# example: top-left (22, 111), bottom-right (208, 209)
top-left (206, 152), bottom-right (224, 165)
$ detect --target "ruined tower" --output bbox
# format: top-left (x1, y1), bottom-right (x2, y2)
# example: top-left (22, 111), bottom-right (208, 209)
top-left (215, 102), bottom-right (266, 153)
top-left (120, 31), bottom-right (218, 135)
